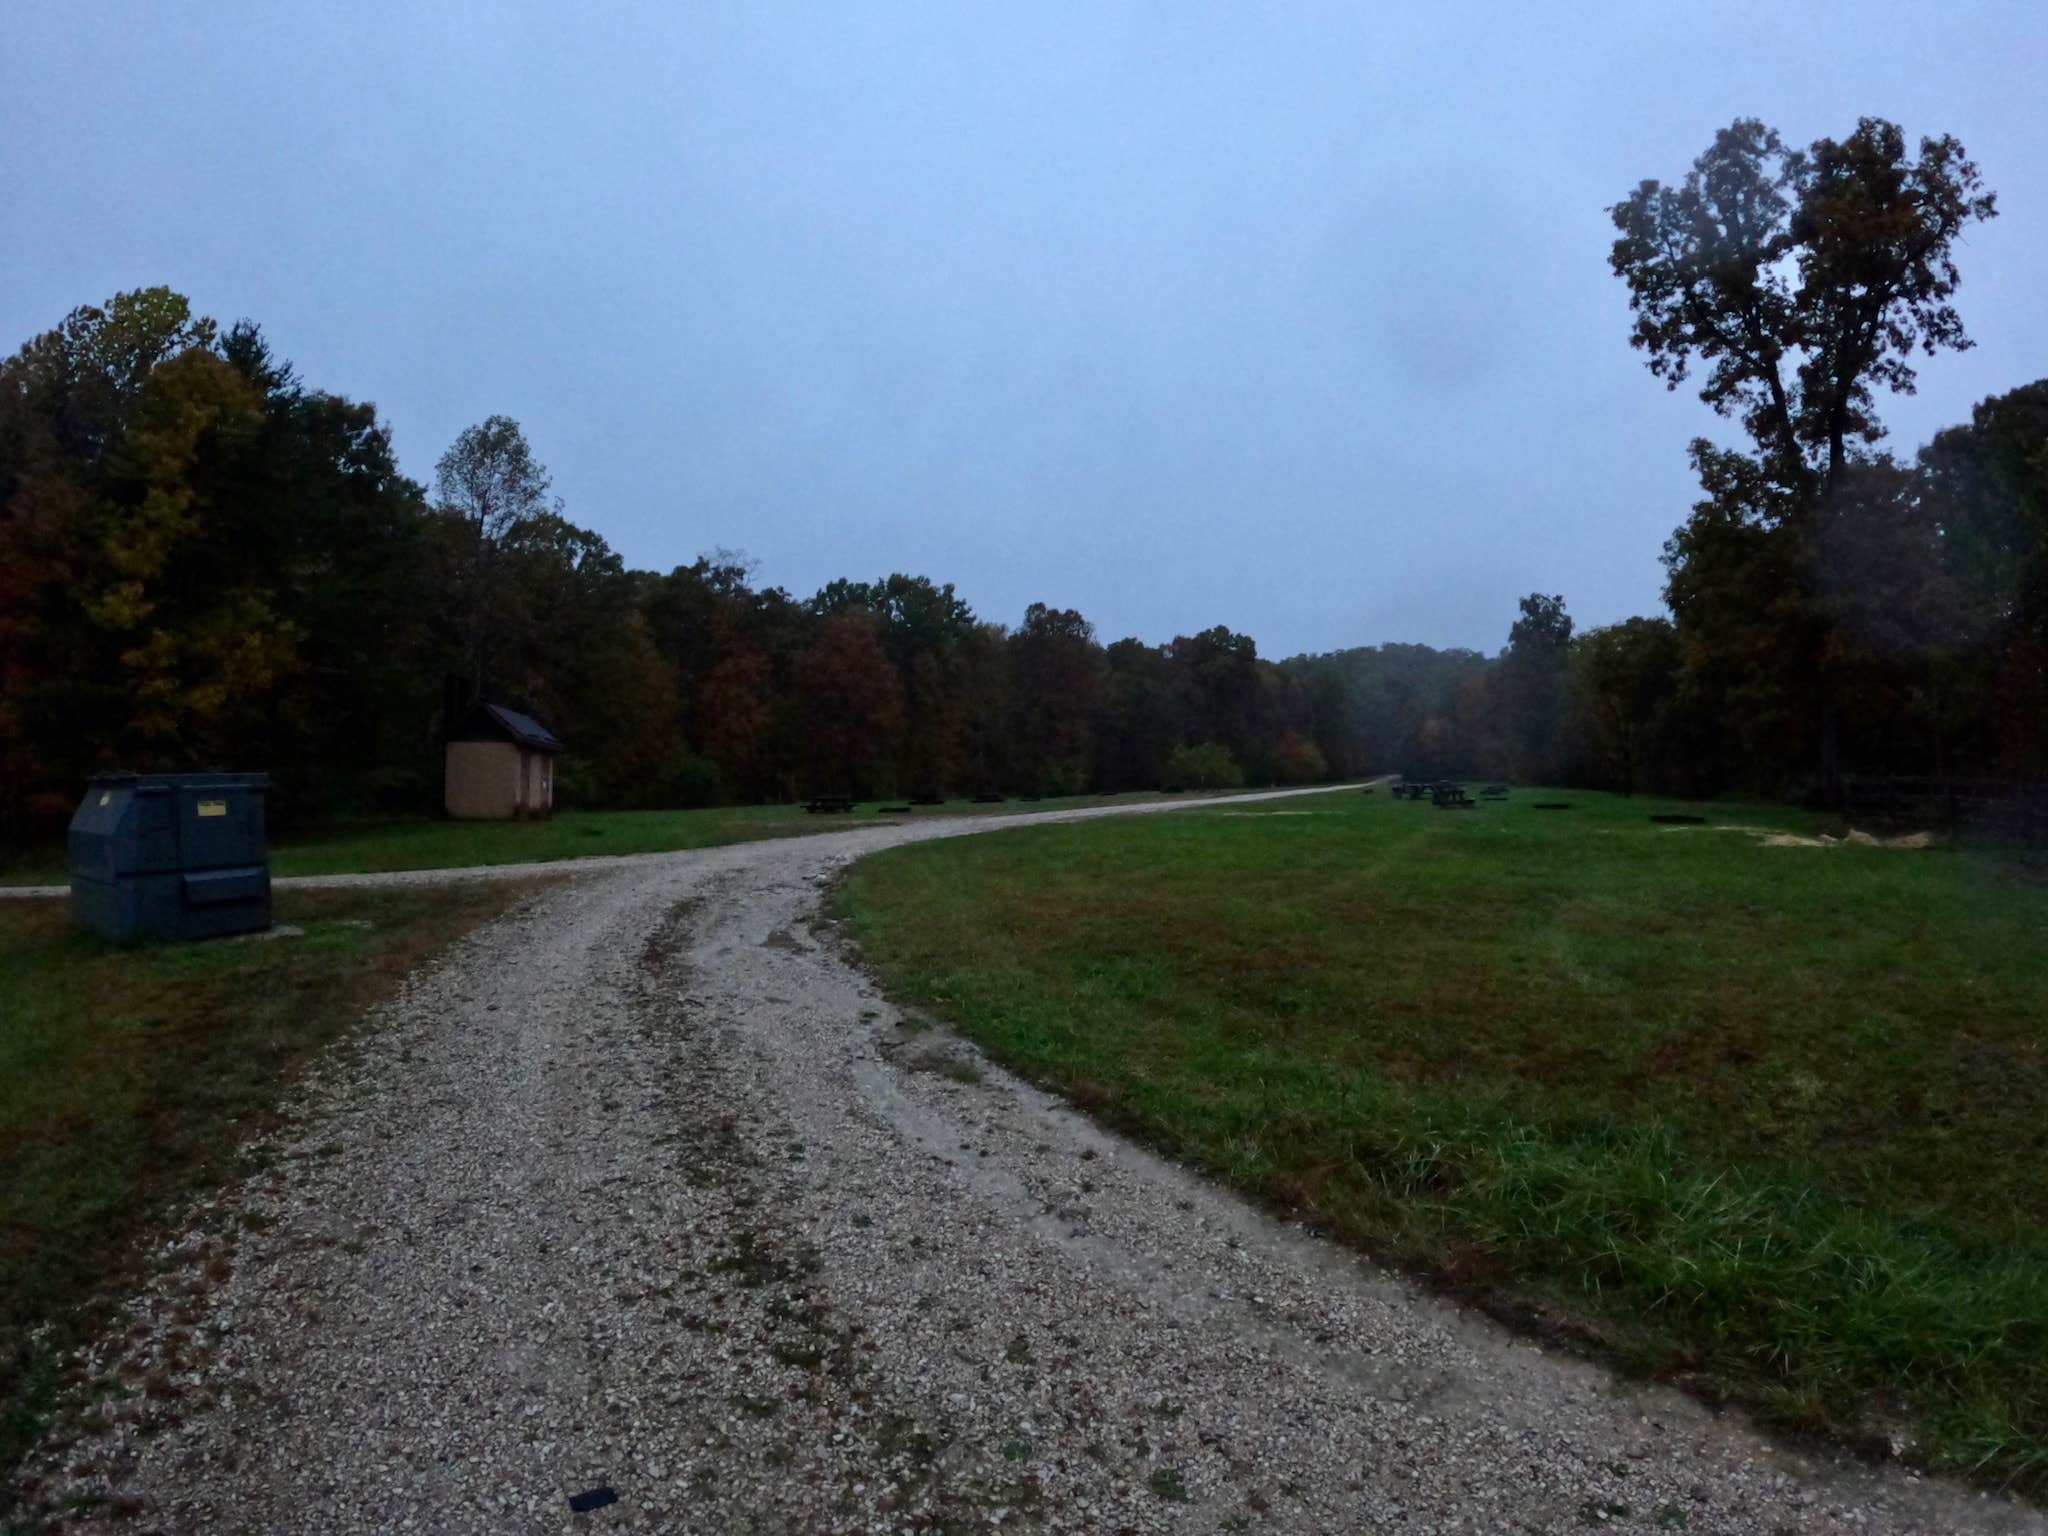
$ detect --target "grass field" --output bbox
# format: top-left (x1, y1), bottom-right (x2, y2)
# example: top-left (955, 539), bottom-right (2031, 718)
top-left (0, 881), bottom-right (537, 1491)
top-left (0, 791), bottom-right (1221, 887)
top-left (832, 788), bottom-right (2048, 1487)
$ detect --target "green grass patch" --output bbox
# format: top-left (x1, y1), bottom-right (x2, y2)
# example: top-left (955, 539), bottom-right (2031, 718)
top-left (832, 790), bottom-right (2048, 1487)
top-left (0, 882), bottom-right (535, 1489)
top-left (0, 790), bottom-right (1239, 886)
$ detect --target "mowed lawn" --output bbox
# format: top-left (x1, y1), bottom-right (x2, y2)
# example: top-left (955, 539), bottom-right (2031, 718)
top-left (0, 791), bottom-right (1217, 886)
top-left (832, 790), bottom-right (2048, 1487)
top-left (0, 882), bottom-right (536, 1487)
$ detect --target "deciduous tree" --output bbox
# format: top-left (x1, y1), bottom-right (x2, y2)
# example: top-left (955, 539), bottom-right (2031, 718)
top-left (1612, 117), bottom-right (1996, 796)
top-left (1498, 593), bottom-right (1573, 781)
top-left (799, 615), bottom-right (905, 795)
top-left (435, 415), bottom-right (559, 706)
top-left (1572, 618), bottom-right (1679, 794)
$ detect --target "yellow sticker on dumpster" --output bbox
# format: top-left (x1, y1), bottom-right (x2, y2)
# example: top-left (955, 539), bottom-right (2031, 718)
top-left (98, 791), bottom-right (111, 807)
top-left (196, 800), bottom-right (227, 818)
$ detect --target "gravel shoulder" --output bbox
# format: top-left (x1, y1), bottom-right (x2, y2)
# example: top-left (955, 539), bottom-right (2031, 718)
top-left (14, 787), bottom-right (2043, 1533)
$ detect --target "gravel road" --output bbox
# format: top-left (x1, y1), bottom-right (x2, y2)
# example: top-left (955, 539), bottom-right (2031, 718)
top-left (17, 788), bottom-right (2043, 1534)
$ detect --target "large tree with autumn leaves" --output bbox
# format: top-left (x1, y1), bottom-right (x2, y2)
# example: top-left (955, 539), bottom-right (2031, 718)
top-left (1610, 117), bottom-right (1998, 798)
top-left (2, 291), bottom-right (312, 824)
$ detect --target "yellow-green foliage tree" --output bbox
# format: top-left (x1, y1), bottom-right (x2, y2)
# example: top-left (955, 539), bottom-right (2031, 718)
top-left (2, 292), bottom-right (293, 814)
top-left (0, 289), bottom-right (444, 834)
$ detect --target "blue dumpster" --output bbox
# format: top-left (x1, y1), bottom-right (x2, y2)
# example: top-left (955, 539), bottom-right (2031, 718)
top-left (68, 773), bottom-right (272, 942)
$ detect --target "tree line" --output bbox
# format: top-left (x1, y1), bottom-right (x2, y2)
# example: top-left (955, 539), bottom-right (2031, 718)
top-left (0, 299), bottom-right (1365, 838)
top-left (2, 116), bottom-right (2041, 843)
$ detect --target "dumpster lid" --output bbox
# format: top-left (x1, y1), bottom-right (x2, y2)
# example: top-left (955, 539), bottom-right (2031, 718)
top-left (86, 771), bottom-right (271, 789)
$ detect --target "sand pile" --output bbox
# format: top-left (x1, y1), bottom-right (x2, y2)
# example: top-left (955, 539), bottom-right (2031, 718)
top-left (1759, 829), bottom-right (1933, 849)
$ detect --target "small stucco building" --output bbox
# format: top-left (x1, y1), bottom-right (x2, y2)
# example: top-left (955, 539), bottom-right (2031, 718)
top-left (444, 704), bottom-right (563, 820)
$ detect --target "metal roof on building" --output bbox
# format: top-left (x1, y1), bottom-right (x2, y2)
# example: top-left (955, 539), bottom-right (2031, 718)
top-left (452, 703), bottom-right (564, 754)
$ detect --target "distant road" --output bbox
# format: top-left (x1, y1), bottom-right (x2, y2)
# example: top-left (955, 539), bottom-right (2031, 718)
top-left (0, 781), bottom-right (1387, 899)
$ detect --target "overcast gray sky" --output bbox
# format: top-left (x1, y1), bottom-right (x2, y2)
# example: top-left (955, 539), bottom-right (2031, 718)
top-left (5, 2), bottom-right (2042, 657)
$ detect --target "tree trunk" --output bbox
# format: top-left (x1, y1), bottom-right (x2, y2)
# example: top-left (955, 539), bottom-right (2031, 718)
top-left (1819, 696), bottom-right (1842, 808)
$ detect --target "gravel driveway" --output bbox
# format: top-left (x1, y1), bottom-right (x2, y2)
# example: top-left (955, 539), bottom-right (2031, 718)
top-left (18, 788), bottom-right (2043, 1534)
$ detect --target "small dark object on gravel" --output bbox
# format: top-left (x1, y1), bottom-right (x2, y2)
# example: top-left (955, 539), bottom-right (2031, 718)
top-left (568, 1487), bottom-right (618, 1513)
top-left (1533, 802), bottom-right (1572, 810)
top-left (1650, 813), bottom-right (1706, 825)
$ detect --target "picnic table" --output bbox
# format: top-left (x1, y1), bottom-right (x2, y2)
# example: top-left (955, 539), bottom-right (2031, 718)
top-left (1393, 780), bottom-right (1481, 806)
top-left (804, 796), bottom-right (855, 814)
